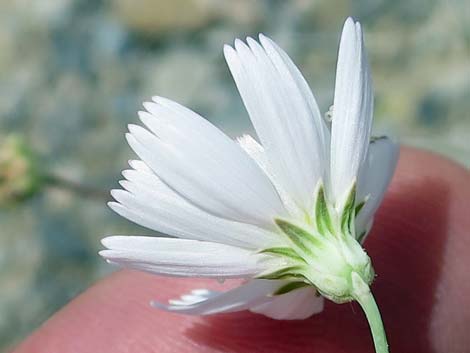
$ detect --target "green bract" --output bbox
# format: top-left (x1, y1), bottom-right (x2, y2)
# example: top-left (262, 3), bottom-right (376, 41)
top-left (258, 182), bottom-right (374, 303)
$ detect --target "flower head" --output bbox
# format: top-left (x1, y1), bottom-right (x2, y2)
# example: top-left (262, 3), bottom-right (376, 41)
top-left (100, 17), bottom-right (398, 352)
top-left (0, 134), bottom-right (43, 207)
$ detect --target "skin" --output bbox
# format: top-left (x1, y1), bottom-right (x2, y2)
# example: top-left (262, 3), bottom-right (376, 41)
top-left (12, 147), bottom-right (470, 353)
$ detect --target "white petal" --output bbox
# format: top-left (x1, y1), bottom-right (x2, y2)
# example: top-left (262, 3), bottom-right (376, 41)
top-left (330, 18), bottom-right (374, 207)
top-left (109, 160), bottom-right (283, 250)
top-left (356, 137), bottom-right (399, 237)
top-left (126, 96), bottom-right (286, 229)
top-left (250, 286), bottom-right (324, 320)
top-left (236, 135), bottom-right (269, 176)
top-left (237, 135), bottom-right (303, 218)
top-left (100, 236), bottom-right (269, 278)
top-left (168, 289), bottom-right (219, 306)
top-left (152, 279), bottom-right (285, 315)
top-left (224, 35), bottom-right (328, 212)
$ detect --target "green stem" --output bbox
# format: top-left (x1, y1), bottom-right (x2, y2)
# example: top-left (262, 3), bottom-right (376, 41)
top-left (351, 272), bottom-right (389, 353)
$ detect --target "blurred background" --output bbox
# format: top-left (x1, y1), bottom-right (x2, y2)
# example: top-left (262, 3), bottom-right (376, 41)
top-left (0, 0), bottom-right (469, 349)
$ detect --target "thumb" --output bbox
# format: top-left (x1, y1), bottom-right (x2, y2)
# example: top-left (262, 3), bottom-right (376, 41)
top-left (13, 147), bottom-right (470, 353)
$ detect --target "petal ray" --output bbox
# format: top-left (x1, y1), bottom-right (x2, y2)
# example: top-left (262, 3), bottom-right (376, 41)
top-left (250, 286), bottom-right (324, 320)
top-left (330, 18), bottom-right (374, 207)
top-left (356, 137), bottom-right (399, 237)
top-left (100, 236), bottom-right (270, 278)
top-left (109, 160), bottom-right (283, 249)
top-left (125, 97), bottom-right (286, 229)
top-left (224, 35), bottom-right (328, 212)
top-left (237, 135), bottom-right (303, 218)
top-left (153, 279), bottom-right (286, 315)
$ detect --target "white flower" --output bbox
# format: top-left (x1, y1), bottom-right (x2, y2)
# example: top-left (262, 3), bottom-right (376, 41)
top-left (100, 16), bottom-right (398, 342)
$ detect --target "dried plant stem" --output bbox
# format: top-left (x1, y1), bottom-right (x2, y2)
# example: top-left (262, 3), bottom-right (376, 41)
top-left (44, 174), bottom-right (108, 201)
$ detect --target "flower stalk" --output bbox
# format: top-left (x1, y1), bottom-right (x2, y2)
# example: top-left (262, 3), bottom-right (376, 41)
top-left (352, 272), bottom-right (389, 353)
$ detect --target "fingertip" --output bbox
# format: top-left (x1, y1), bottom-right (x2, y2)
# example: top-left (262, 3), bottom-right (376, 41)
top-left (13, 147), bottom-right (470, 353)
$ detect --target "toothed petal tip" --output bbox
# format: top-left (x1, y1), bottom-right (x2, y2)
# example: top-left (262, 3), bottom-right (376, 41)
top-left (151, 95), bottom-right (162, 103)
top-left (142, 101), bottom-right (156, 112)
top-left (246, 36), bottom-right (257, 45)
top-left (107, 200), bottom-right (119, 209)
top-left (100, 235), bottom-right (126, 249)
top-left (98, 249), bottom-right (112, 258)
top-left (234, 38), bottom-right (246, 49)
